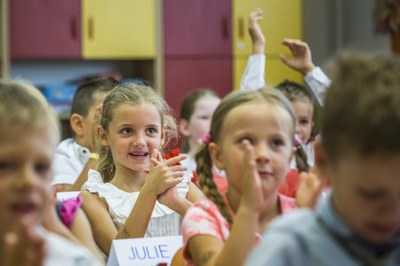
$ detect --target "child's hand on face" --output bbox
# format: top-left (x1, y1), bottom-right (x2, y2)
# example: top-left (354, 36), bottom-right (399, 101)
top-left (143, 149), bottom-right (188, 196)
top-left (248, 8), bottom-right (265, 54)
top-left (240, 140), bottom-right (264, 213)
top-left (296, 167), bottom-right (324, 209)
top-left (279, 39), bottom-right (316, 75)
top-left (2, 221), bottom-right (47, 266)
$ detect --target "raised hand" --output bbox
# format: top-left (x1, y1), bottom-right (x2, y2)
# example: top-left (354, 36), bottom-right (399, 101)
top-left (240, 140), bottom-right (263, 213)
top-left (296, 167), bottom-right (325, 208)
top-left (143, 149), bottom-right (188, 196)
top-left (248, 8), bottom-right (265, 54)
top-left (279, 39), bottom-right (316, 75)
top-left (2, 222), bottom-right (47, 266)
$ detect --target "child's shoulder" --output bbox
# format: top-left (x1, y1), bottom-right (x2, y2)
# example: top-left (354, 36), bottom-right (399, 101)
top-left (38, 227), bottom-right (102, 265)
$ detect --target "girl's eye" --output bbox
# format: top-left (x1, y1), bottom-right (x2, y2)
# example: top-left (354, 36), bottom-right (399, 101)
top-left (271, 139), bottom-right (284, 147)
top-left (35, 162), bottom-right (51, 176)
top-left (300, 119), bottom-right (310, 125)
top-left (121, 128), bottom-right (133, 135)
top-left (0, 161), bottom-right (15, 174)
top-left (146, 128), bottom-right (158, 135)
top-left (238, 137), bottom-right (253, 145)
top-left (200, 115), bottom-right (210, 120)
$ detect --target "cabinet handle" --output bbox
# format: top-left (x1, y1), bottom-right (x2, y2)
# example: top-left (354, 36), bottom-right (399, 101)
top-left (221, 16), bottom-right (228, 40)
top-left (70, 16), bottom-right (77, 40)
top-left (238, 16), bottom-right (244, 40)
top-left (88, 17), bottom-right (94, 40)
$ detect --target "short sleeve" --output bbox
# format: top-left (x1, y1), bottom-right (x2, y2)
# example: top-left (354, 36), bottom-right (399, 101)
top-left (181, 199), bottom-right (230, 261)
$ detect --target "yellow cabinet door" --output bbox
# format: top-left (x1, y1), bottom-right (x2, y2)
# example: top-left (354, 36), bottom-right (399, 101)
top-left (233, 56), bottom-right (302, 90)
top-left (82, 0), bottom-right (156, 59)
top-left (233, 0), bottom-right (303, 56)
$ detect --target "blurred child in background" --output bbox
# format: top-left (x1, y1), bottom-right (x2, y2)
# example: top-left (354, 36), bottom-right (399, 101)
top-left (0, 80), bottom-right (103, 265)
top-left (52, 78), bottom-right (119, 192)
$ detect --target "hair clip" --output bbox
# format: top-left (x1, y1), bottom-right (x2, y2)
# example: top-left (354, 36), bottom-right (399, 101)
top-left (202, 133), bottom-right (213, 144)
top-left (294, 134), bottom-right (302, 146)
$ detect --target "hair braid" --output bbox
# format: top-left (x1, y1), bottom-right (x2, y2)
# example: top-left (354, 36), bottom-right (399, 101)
top-left (294, 144), bottom-right (309, 173)
top-left (196, 143), bottom-right (233, 226)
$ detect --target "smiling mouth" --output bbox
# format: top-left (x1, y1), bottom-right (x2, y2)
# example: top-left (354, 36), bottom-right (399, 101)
top-left (258, 170), bottom-right (273, 177)
top-left (129, 152), bottom-right (149, 161)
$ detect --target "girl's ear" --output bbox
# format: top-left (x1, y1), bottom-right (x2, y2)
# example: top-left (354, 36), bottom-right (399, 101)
top-left (70, 113), bottom-right (84, 137)
top-left (98, 126), bottom-right (109, 147)
top-left (209, 142), bottom-right (225, 170)
top-left (179, 119), bottom-right (190, 137)
top-left (160, 127), bottom-right (167, 147)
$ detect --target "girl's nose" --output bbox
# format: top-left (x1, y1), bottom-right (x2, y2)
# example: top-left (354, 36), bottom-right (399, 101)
top-left (133, 134), bottom-right (146, 148)
top-left (15, 167), bottom-right (36, 191)
top-left (255, 144), bottom-right (270, 163)
top-left (295, 121), bottom-right (301, 135)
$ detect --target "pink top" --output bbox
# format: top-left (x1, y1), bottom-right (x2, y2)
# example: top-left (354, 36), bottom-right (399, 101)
top-left (181, 194), bottom-right (296, 265)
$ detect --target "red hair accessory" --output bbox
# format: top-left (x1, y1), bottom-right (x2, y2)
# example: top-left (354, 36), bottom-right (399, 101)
top-left (202, 133), bottom-right (213, 144)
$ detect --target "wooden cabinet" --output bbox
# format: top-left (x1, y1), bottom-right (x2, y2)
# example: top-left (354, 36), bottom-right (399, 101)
top-left (163, 0), bottom-right (231, 56)
top-left (7, 1), bottom-right (303, 107)
top-left (232, 0), bottom-right (303, 88)
top-left (82, 0), bottom-right (156, 59)
top-left (10, 0), bottom-right (81, 58)
top-left (164, 58), bottom-right (232, 114)
top-left (163, 0), bottom-right (232, 113)
top-left (10, 0), bottom-right (156, 59)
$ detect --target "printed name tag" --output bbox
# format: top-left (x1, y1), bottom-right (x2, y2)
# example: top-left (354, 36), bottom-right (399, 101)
top-left (56, 191), bottom-right (80, 201)
top-left (107, 235), bottom-right (183, 266)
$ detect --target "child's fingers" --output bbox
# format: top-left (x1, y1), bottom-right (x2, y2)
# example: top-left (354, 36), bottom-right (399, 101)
top-left (164, 154), bottom-right (187, 166)
top-left (150, 149), bottom-right (162, 166)
top-left (279, 54), bottom-right (290, 64)
top-left (165, 177), bottom-right (184, 188)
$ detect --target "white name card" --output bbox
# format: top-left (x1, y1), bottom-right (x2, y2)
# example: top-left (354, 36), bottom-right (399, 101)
top-left (107, 235), bottom-right (183, 266)
top-left (56, 191), bottom-right (80, 201)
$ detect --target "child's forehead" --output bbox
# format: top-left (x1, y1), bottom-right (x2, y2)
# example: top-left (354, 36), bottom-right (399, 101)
top-left (222, 102), bottom-right (294, 132)
top-left (0, 128), bottom-right (56, 154)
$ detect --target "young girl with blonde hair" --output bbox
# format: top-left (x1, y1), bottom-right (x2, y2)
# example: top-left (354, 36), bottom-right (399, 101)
top-left (81, 83), bottom-right (203, 255)
top-left (181, 87), bottom-right (302, 265)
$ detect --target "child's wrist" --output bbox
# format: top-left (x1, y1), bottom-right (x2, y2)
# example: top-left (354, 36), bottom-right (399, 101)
top-left (302, 64), bottom-right (316, 76)
top-left (252, 42), bottom-right (265, 54)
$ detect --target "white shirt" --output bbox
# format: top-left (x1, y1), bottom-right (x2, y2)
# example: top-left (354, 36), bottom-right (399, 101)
top-left (239, 54), bottom-right (331, 107)
top-left (52, 138), bottom-right (91, 185)
top-left (304, 66), bottom-right (331, 106)
top-left (82, 169), bottom-right (191, 237)
top-left (37, 226), bottom-right (104, 266)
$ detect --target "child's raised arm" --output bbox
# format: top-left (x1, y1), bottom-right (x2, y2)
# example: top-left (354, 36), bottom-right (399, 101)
top-left (279, 39), bottom-right (331, 105)
top-left (279, 39), bottom-right (316, 75)
top-left (186, 140), bottom-right (262, 266)
top-left (240, 8), bottom-right (266, 90)
top-left (248, 8), bottom-right (265, 55)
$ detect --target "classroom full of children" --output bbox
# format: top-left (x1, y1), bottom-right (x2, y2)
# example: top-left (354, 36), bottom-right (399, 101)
top-left (1, 3), bottom-right (400, 266)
